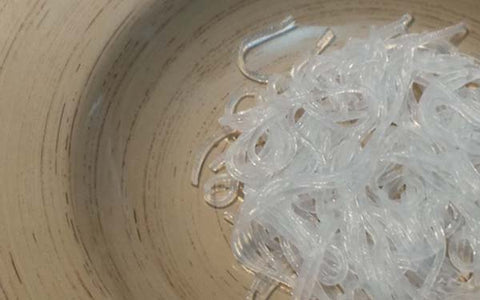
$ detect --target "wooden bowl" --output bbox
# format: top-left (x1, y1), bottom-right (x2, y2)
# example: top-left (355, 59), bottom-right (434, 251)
top-left (1, 0), bottom-right (479, 299)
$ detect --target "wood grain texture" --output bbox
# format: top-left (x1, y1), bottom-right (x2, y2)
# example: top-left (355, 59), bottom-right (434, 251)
top-left (0, 0), bottom-right (478, 299)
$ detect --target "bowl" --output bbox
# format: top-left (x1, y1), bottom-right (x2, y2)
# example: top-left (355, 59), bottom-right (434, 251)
top-left (1, 0), bottom-right (479, 299)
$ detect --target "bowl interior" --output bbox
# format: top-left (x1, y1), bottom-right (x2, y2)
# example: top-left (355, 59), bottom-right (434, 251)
top-left (69, 1), bottom-right (480, 298)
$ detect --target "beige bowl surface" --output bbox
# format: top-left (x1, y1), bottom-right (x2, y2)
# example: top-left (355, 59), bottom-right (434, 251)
top-left (1, 0), bottom-right (480, 299)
